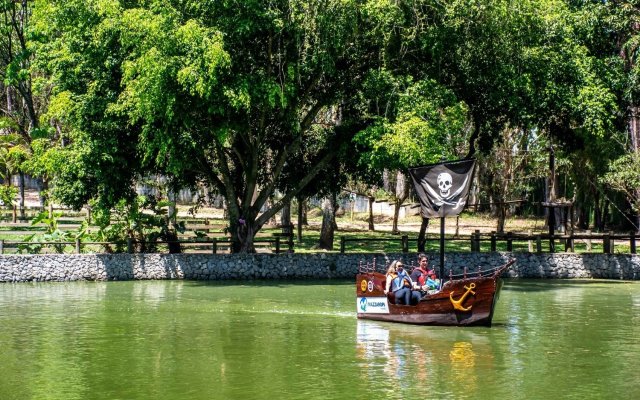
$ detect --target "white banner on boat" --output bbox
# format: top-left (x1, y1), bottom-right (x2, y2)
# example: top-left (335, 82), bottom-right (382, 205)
top-left (357, 297), bottom-right (390, 314)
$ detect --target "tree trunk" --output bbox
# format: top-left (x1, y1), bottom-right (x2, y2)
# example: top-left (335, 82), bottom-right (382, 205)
top-left (18, 171), bottom-right (25, 219)
top-left (281, 199), bottom-right (291, 227)
top-left (392, 199), bottom-right (401, 234)
top-left (39, 178), bottom-right (47, 210)
top-left (601, 199), bottom-right (610, 231)
top-left (392, 170), bottom-right (409, 234)
top-left (577, 204), bottom-right (590, 230)
top-left (594, 192), bottom-right (602, 232)
top-left (332, 195), bottom-right (339, 231)
top-left (496, 205), bottom-right (506, 233)
top-left (630, 106), bottom-right (640, 153)
top-left (167, 187), bottom-right (177, 225)
top-left (367, 196), bottom-right (375, 231)
top-left (232, 220), bottom-right (257, 253)
top-left (296, 196), bottom-right (304, 242)
top-left (299, 197), bottom-right (308, 225)
top-left (266, 198), bottom-right (277, 226)
top-left (417, 217), bottom-right (429, 252)
top-left (318, 197), bottom-right (335, 250)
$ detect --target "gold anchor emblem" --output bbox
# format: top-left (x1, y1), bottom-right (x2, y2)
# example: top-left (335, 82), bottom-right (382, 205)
top-left (449, 283), bottom-right (476, 312)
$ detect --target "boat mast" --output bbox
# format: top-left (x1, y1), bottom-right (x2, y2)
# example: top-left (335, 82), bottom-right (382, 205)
top-left (440, 216), bottom-right (445, 281)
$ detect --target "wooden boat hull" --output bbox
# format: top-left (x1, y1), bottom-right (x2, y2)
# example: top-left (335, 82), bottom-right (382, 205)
top-left (356, 260), bottom-right (514, 326)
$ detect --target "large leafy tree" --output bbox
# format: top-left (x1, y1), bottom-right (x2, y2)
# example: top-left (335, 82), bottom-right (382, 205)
top-left (572, 0), bottom-right (640, 230)
top-left (354, 75), bottom-right (470, 234)
top-left (37, 0), bottom-right (381, 252)
top-left (0, 0), bottom-right (49, 214)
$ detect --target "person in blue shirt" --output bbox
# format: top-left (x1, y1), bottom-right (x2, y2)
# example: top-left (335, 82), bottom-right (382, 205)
top-left (424, 270), bottom-right (441, 291)
top-left (384, 260), bottom-right (421, 305)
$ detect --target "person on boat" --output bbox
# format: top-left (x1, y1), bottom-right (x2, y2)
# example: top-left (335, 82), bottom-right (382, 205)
top-left (384, 261), bottom-right (421, 305)
top-left (424, 270), bottom-right (440, 291)
top-left (409, 254), bottom-right (441, 294)
top-left (410, 254), bottom-right (430, 288)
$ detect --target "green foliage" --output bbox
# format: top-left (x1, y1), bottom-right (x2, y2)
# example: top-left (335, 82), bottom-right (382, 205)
top-left (0, 185), bottom-right (17, 207)
top-left (9, 0), bottom-right (637, 245)
top-left (17, 211), bottom-right (89, 254)
top-left (91, 195), bottom-right (184, 253)
top-left (603, 153), bottom-right (640, 213)
top-left (354, 76), bottom-right (469, 171)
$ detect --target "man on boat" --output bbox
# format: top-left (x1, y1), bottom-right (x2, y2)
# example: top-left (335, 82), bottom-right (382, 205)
top-left (410, 254), bottom-right (440, 294)
top-left (410, 254), bottom-right (430, 287)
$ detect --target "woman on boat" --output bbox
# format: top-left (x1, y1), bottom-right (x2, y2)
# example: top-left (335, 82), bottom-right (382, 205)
top-left (384, 261), bottom-right (421, 305)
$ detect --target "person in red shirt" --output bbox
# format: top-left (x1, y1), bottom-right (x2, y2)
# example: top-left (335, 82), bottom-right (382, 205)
top-left (410, 253), bottom-right (430, 287)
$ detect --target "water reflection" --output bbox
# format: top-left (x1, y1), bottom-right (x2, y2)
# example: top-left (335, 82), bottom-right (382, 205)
top-left (356, 320), bottom-right (496, 399)
top-left (2, 280), bottom-right (640, 399)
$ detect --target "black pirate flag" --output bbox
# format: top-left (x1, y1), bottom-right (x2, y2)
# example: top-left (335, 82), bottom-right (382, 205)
top-left (408, 159), bottom-right (476, 218)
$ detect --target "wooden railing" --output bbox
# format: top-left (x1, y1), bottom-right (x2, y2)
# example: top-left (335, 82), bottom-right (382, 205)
top-left (0, 236), bottom-right (295, 255)
top-left (340, 230), bottom-right (638, 254)
top-left (0, 230), bottom-right (636, 255)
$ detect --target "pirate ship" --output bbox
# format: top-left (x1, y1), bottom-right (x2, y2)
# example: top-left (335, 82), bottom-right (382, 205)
top-left (356, 258), bottom-right (514, 326)
top-left (355, 159), bottom-right (515, 326)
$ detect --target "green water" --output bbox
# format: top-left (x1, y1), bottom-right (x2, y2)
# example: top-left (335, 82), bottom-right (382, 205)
top-left (0, 279), bottom-right (639, 400)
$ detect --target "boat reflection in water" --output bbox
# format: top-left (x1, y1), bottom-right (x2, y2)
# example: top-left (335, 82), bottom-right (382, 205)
top-left (355, 320), bottom-right (494, 396)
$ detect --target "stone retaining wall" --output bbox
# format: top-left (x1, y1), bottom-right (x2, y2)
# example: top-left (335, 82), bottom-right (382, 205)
top-left (1, 252), bottom-right (639, 282)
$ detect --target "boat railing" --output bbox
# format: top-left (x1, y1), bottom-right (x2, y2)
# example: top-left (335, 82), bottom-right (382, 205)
top-left (358, 260), bottom-right (380, 274)
top-left (446, 259), bottom-right (515, 280)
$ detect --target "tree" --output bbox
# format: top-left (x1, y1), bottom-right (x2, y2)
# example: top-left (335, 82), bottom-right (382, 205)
top-left (38, 0), bottom-right (381, 252)
top-left (354, 76), bottom-right (470, 237)
top-left (0, 0), bottom-right (38, 215)
top-left (573, 0), bottom-right (640, 230)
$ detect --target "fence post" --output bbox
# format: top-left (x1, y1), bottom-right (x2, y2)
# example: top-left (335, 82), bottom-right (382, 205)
top-left (401, 235), bottom-right (409, 253)
top-left (490, 232), bottom-right (496, 252)
top-left (528, 230), bottom-right (533, 252)
top-left (127, 238), bottom-right (133, 254)
top-left (12, 205), bottom-right (17, 223)
top-left (565, 231), bottom-right (574, 253)
top-left (472, 230), bottom-right (476, 252)
top-left (549, 234), bottom-right (555, 253)
top-left (631, 231), bottom-right (636, 254)
top-left (586, 230), bottom-right (592, 252)
top-left (506, 232), bottom-right (513, 252)
top-left (0, 239), bottom-right (3, 254)
top-left (275, 237), bottom-right (281, 254)
top-left (340, 237), bottom-right (346, 253)
top-left (287, 236), bottom-right (294, 253)
top-left (212, 238), bottom-right (217, 254)
top-left (75, 239), bottom-right (81, 254)
top-left (536, 236), bottom-right (542, 253)
top-left (603, 232), bottom-right (611, 254)
top-left (610, 233), bottom-right (615, 254)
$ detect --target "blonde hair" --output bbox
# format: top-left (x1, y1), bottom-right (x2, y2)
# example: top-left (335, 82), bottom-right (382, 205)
top-left (387, 260), bottom-right (403, 275)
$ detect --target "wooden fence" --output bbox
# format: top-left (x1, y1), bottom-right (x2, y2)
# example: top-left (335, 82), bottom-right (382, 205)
top-left (0, 236), bottom-right (295, 255)
top-left (340, 230), bottom-right (638, 255)
top-left (0, 229), bottom-right (636, 255)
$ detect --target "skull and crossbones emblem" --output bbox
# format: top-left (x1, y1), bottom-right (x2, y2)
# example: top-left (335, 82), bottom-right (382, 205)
top-left (437, 172), bottom-right (452, 198)
top-left (422, 170), bottom-right (469, 210)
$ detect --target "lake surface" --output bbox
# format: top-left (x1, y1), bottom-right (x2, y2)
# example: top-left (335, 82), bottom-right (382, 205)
top-left (1, 279), bottom-right (639, 399)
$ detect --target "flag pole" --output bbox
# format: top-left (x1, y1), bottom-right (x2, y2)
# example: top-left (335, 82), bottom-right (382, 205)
top-left (440, 216), bottom-right (445, 281)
